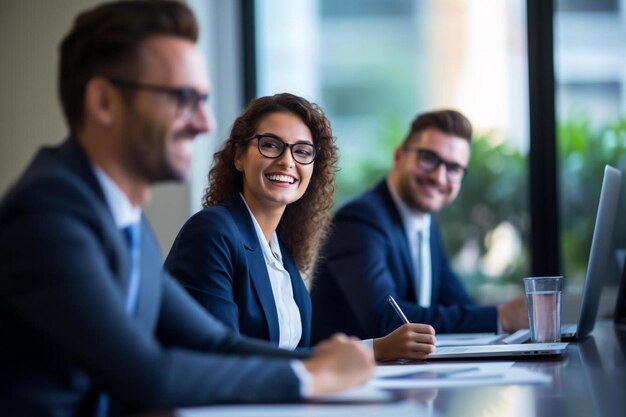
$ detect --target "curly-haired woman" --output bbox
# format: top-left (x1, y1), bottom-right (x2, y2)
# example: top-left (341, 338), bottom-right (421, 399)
top-left (165, 93), bottom-right (435, 360)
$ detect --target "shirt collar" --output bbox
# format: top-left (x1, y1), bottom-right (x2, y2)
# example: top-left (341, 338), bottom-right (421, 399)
top-left (239, 193), bottom-right (283, 264)
top-left (387, 177), bottom-right (430, 237)
top-left (92, 165), bottom-right (142, 228)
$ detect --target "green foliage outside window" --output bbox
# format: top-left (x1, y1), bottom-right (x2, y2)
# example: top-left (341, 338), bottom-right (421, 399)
top-left (557, 115), bottom-right (626, 286)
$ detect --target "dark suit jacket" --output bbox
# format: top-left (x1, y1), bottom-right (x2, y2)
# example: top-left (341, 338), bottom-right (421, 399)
top-left (0, 139), bottom-right (306, 417)
top-left (165, 197), bottom-right (312, 348)
top-left (311, 180), bottom-right (497, 342)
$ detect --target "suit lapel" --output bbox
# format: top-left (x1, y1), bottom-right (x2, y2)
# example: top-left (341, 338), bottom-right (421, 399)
top-left (377, 181), bottom-right (418, 300)
top-left (58, 139), bottom-right (133, 299)
top-left (226, 197), bottom-right (280, 344)
top-left (58, 139), bottom-right (153, 321)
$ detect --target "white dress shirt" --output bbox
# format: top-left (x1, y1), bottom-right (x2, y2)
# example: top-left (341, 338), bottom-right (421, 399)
top-left (240, 194), bottom-right (303, 350)
top-left (387, 178), bottom-right (432, 307)
top-left (92, 165), bottom-right (141, 228)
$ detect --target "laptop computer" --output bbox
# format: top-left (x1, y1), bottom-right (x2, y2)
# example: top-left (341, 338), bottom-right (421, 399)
top-left (428, 165), bottom-right (622, 358)
top-left (562, 165), bottom-right (622, 338)
top-left (505, 165), bottom-right (622, 343)
top-left (557, 165), bottom-right (621, 339)
top-left (428, 342), bottom-right (568, 359)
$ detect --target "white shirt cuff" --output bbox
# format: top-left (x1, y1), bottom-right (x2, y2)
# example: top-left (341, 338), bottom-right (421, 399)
top-left (360, 338), bottom-right (374, 351)
top-left (290, 360), bottom-right (313, 398)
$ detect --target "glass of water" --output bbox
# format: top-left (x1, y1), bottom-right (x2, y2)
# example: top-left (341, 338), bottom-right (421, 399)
top-left (523, 276), bottom-right (563, 343)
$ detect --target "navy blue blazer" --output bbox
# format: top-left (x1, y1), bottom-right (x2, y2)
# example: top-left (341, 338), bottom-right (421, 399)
top-left (0, 139), bottom-right (305, 417)
top-left (165, 197), bottom-right (312, 348)
top-left (311, 180), bottom-right (497, 342)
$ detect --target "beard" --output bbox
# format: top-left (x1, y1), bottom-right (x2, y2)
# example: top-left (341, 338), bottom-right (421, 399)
top-left (396, 172), bottom-right (453, 214)
top-left (120, 108), bottom-right (188, 185)
top-left (397, 174), bottom-right (429, 213)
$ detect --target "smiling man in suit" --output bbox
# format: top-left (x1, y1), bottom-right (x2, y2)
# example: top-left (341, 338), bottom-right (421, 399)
top-left (0, 1), bottom-right (373, 416)
top-left (311, 110), bottom-right (529, 342)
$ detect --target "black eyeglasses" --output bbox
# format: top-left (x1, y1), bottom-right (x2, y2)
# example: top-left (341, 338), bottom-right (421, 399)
top-left (107, 77), bottom-right (208, 119)
top-left (403, 146), bottom-right (467, 182)
top-left (244, 134), bottom-right (320, 165)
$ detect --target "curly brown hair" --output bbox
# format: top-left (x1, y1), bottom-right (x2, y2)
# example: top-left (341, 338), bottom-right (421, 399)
top-left (202, 93), bottom-right (338, 273)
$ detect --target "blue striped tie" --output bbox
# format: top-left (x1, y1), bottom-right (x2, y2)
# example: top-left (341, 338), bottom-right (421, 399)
top-left (95, 223), bottom-right (141, 417)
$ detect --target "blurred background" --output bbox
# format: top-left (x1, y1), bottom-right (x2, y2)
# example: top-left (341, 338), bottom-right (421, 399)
top-left (1, 0), bottom-right (625, 321)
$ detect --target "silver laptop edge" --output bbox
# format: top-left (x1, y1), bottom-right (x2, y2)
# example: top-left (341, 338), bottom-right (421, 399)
top-left (575, 165), bottom-right (622, 338)
top-left (429, 343), bottom-right (569, 359)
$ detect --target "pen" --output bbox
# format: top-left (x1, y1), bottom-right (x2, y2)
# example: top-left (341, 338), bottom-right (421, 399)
top-left (388, 295), bottom-right (410, 324)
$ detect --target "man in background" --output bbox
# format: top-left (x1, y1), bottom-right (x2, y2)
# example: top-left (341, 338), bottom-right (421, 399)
top-left (311, 110), bottom-right (528, 342)
top-left (0, 1), bottom-right (373, 416)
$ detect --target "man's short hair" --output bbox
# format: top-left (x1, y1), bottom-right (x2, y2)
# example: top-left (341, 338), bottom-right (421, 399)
top-left (59, 0), bottom-right (199, 134)
top-left (403, 110), bottom-right (473, 144)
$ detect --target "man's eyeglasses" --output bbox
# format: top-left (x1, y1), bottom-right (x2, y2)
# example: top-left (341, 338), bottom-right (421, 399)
top-left (107, 77), bottom-right (208, 119)
top-left (244, 134), bottom-right (320, 165)
top-left (403, 146), bottom-right (467, 182)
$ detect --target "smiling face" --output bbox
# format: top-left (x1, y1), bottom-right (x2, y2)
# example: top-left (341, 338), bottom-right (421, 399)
top-left (118, 35), bottom-right (214, 183)
top-left (235, 111), bottom-right (314, 215)
top-left (390, 127), bottom-right (470, 214)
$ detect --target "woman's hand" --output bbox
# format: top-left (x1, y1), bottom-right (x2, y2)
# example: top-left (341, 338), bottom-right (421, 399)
top-left (373, 323), bottom-right (436, 361)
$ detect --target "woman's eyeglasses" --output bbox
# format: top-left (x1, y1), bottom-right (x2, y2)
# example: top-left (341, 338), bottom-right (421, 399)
top-left (244, 134), bottom-right (320, 165)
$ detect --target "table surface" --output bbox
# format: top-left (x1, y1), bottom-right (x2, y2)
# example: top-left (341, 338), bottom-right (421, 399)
top-left (393, 320), bottom-right (626, 417)
top-left (148, 320), bottom-right (626, 417)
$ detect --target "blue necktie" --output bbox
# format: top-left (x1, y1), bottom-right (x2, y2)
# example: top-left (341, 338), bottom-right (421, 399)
top-left (122, 223), bottom-right (141, 315)
top-left (95, 223), bottom-right (141, 417)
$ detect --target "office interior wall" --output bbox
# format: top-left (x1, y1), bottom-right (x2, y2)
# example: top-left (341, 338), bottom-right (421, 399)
top-left (0, 0), bottom-right (101, 194)
top-left (0, 0), bottom-right (243, 256)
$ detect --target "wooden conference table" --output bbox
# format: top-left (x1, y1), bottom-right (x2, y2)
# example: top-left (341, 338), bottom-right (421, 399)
top-left (143, 320), bottom-right (626, 417)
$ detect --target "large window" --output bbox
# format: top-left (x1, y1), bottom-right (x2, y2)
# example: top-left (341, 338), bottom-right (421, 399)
top-left (254, 0), bottom-right (530, 299)
top-left (554, 0), bottom-right (626, 293)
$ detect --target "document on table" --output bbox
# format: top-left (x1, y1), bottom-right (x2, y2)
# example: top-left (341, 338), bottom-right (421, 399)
top-left (371, 362), bottom-right (551, 389)
top-left (435, 333), bottom-right (502, 347)
top-left (310, 385), bottom-right (394, 402)
top-left (177, 401), bottom-right (425, 417)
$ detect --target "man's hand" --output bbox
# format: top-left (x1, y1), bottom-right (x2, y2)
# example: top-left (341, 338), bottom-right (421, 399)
top-left (304, 333), bottom-right (375, 396)
top-left (373, 323), bottom-right (436, 361)
top-left (498, 295), bottom-right (529, 333)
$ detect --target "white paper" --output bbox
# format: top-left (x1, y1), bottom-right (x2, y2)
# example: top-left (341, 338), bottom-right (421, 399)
top-left (375, 361), bottom-right (513, 378)
top-left (435, 333), bottom-right (502, 346)
top-left (371, 362), bottom-right (550, 388)
top-left (177, 401), bottom-right (425, 417)
top-left (310, 385), bottom-right (394, 402)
